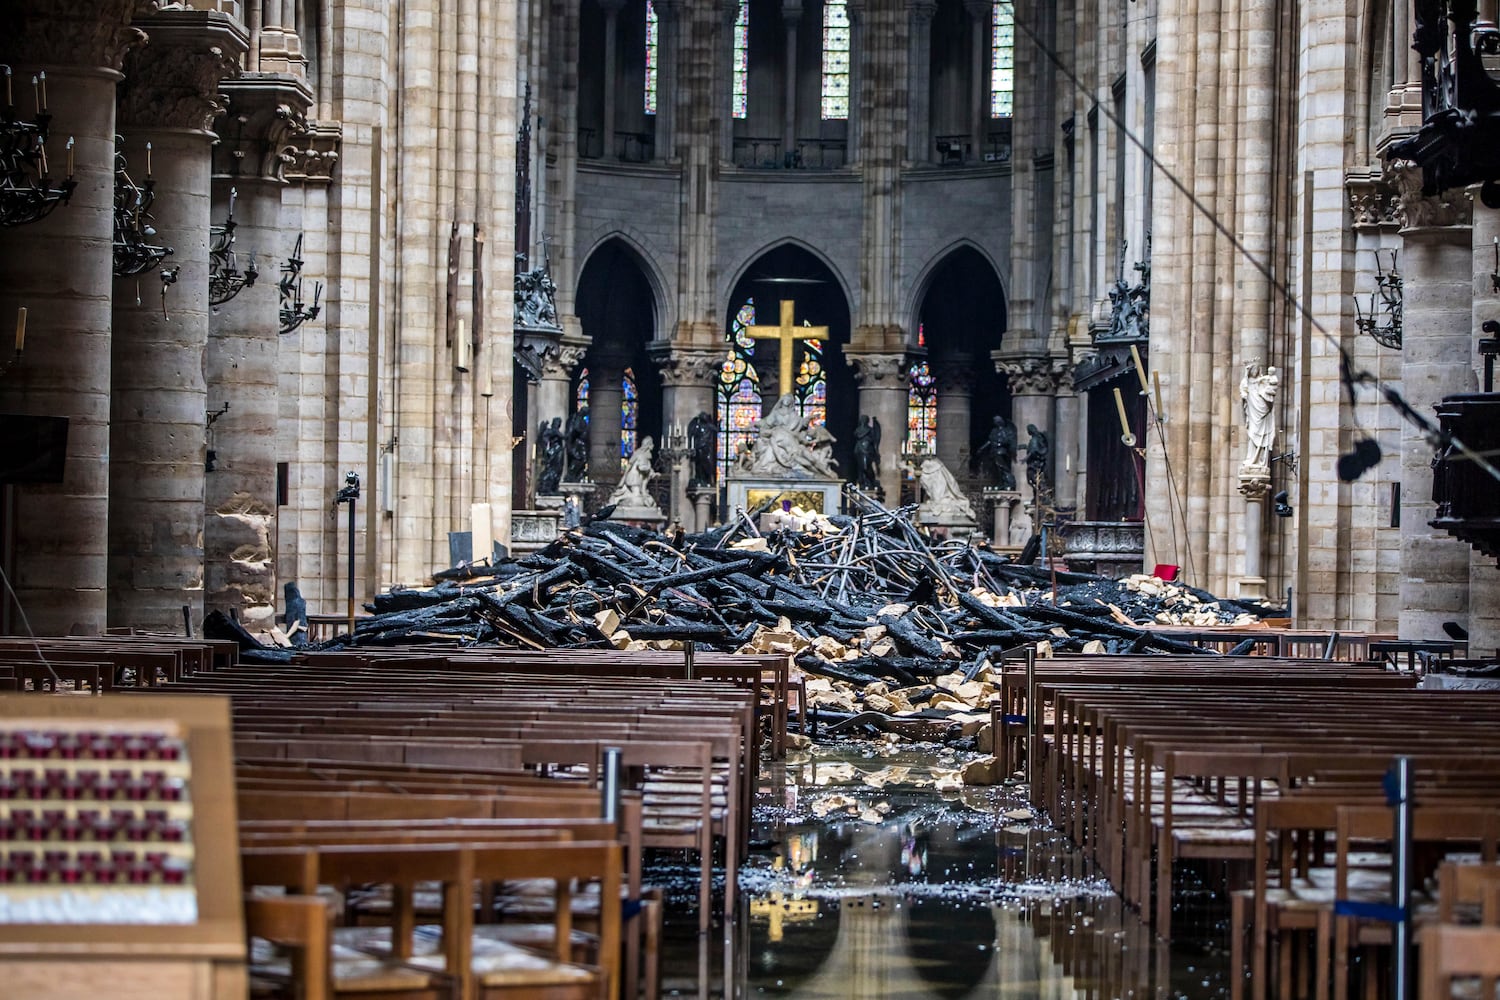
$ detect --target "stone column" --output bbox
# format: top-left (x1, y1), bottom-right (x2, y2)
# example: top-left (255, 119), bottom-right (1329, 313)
top-left (533, 340), bottom-right (586, 490)
top-left (1237, 478), bottom-right (1270, 600)
top-left (906, 1), bottom-right (937, 163)
top-left (588, 360), bottom-right (625, 487)
top-left (781, 0), bottom-right (803, 164)
top-left (1392, 166), bottom-right (1475, 640)
top-left (109, 12), bottom-right (246, 632)
top-left (654, 0), bottom-right (681, 161)
top-left (846, 0), bottom-right (864, 164)
top-left (932, 358), bottom-right (975, 473)
top-left (850, 353), bottom-right (908, 502)
top-left (599, 0), bottom-right (626, 161)
top-left (998, 357), bottom-right (1054, 511)
top-left (655, 347), bottom-right (721, 445)
top-left (1052, 368), bottom-right (1080, 513)
top-left (258, 0), bottom-right (305, 75)
top-left (964, 0), bottom-right (992, 164)
top-left (204, 76), bottom-right (311, 629)
top-left (0, 3), bottom-right (143, 635)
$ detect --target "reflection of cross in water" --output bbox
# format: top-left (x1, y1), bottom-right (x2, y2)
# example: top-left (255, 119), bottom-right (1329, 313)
top-left (744, 299), bottom-right (828, 393)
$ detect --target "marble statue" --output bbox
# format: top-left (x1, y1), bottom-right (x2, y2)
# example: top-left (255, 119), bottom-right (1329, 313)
top-left (1239, 363), bottom-right (1279, 470)
top-left (914, 455), bottom-right (977, 524)
top-left (853, 415), bottom-right (882, 490)
top-left (607, 436), bottom-right (664, 517)
top-left (687, 410), bottom-right (716, 487)
top-left (975, 414), bottom-right (1017, 490)
top-left (735, 394), bottom-right (839, 479)
top-left (537, 417), bottom-right (565, 494)
top-left (565, 406), bottom-right (589, 481)
top-left (562, 494), bottom-right (582, 529)
top-left (1009, 504), bottom-right (1034, 546)
top-left (1024, 424), bottom-right (1050, 491)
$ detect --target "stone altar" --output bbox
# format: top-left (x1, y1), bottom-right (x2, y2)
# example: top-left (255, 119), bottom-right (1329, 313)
top-left (726, 394), bottom-right (843, 516)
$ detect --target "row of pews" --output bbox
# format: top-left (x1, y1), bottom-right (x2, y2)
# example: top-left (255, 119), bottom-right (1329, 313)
top-left (997, 649), bottom-right (1500, 1000)
top-left (0, 635), bottom-right (789, 1000)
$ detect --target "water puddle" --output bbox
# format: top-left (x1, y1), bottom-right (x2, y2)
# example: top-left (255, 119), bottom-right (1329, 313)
top-left (658, 741), bottom-right (1232, 999)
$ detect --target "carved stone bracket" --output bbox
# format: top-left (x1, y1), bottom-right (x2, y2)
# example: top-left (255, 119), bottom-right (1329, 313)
top-left (849, 352), bottom-right (908, 388)
top-left (1346, 169), bottom-right (1401, 231)
top-left (0, 1), bottom-right (148, 73)
top-left (996, 356), bottom-right (1057, 396)
top-left (651, 346), bottom-right (723, 388)
top-left (283, 120), bottom-right (342, 185)
top-left (118, 11), bottom-right (248, 132)
top-left (1388, 158), bottom-right (1474, 231)
top-left (1238, 470), bottom-right (1272, 501)
top-left (540, 342), bottom-right (588, 381)
top-left (216, 75), bottom-right (313, 182)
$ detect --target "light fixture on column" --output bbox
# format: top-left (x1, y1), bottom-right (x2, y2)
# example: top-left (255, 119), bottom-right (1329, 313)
top-left (208, 186), bottom-right (258, 307)
top-left (0, 67), bottom-right (76, 227)
top-left (278, 233), bottom-right (322, 335)
top-left (112, 136), bottom-right (174, 278)
top-left (1352, 248), bottom-right (1402, 350)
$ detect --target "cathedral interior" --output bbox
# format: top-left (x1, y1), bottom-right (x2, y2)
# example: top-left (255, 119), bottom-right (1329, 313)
top-left (3, 0), bottom-right (1500, 996)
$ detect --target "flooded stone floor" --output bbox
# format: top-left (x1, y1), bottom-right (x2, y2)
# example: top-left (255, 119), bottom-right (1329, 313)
top-left (655, 740), bottom-right (1234, 999)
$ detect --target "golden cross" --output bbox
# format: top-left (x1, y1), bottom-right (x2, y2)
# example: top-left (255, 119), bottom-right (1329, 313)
top-left (744, 299), bottom-right (829, 395)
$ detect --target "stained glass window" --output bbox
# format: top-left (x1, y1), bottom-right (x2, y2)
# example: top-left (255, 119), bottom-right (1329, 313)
top-left (908, 360), bottom-right (937, 454)
top-left (575, 367), bottom-right (636, 458)
top-left (991, 2), bottom-right (1014, 117)
top-left (821, 0), bottom-right (851, 120)
top-left (732, 2), bottom-right (749, 120)
top-left (644, 2), bottom-right (659, 115)
top-left (621, 367), bottom-right (638, 458)
top-left (718, 298), bottom-right (762, 483)
top-left (796, 336), bottom-right (827, 426)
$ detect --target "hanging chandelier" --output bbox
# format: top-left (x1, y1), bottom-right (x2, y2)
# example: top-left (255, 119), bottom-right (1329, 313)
top-left (208, 186), bottom-right (258, 307)
top-left (1, 68), bottom-right (76, 227)
top-left (279, 233), bottom-right (322, 335)
top-left (112, 135), bottom-right (174, 278)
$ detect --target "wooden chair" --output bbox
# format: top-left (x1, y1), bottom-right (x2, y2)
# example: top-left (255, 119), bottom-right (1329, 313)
top-left (245, 895), bottom-right (334, 1000)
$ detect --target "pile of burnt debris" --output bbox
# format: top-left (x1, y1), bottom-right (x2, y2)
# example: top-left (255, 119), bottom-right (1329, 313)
top-left (282, 497), bottom-right (1279, 698)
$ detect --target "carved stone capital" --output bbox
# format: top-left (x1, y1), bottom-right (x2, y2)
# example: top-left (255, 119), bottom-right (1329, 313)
top-left (963, 0), bottom-right (994, 20)
top-left (1238, 470), bottom-right (1272, 501)
top-left (1345, 169), bottom-right (1401, 232)
top-left (541, 342), bottom-right (588, 381)
top-left (849, 352), bottom-right (908, 388)
top-left (1388, 158), bottom-right (1473, 231)
top-left (283, 120), bottom-right (342, 185)
top-left (931, 359), bottom-right (977, 395)
top-left (651, 346), bottom-right (723, 387)
top-left (118, 11), bottom-right (248, 132)
top-left (997, 357), bottom-right (1057, 396)
top-left (907, 0), bottom-right (939, 24)
top-left (215, 74), bottom-right (313, 182)
top-left (0, 1), bottom-right (147, 74)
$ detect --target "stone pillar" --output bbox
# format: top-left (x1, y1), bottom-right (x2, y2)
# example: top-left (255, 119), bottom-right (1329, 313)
top-left (906, 0), bottom-right (937, 163)
top-left (655, 347), bottom-right (721, 450)
top-left (528, 340), bottom-right (585, 495)
top-left (588, 360), bottom-right (625, 486)
top-left (964, 0), bottom-right (992, 164)
top-left (850, 353), bottom-right (908, 502)
top-left (109, 12), bottom-right (246, 632)
top-left (204, 76), bottom-right (311, 629)
top-left (1392, 166), bottom-right (1475, 640)
top-left (1237, 478), bottom-right (1270, 600)
top-left (847, 0), bottom-right (865, 164)
top-left (1052, 375), bottom-right (1080, 513)
top-left (781, 0), bottom-right (802, 164)
top-left (0, 3), bottom-right (142, 635)
top-left (932, 359), bottom-right (975, 473)
top-left (258, 0), bottom-right (305, 75)
top-left (599, 0), bottom-right (625, 161)
top-left (654, 0), bottom-right (681, 160)
top-left (998, 357), bottom-right (1055, 510)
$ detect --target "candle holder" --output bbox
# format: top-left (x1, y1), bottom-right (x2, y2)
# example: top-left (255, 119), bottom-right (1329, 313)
top-left (0, 68), bottom-right (76, 228)
top-left (112, 136), bottom-right (173, 278)
top-left (207, 188), bottom-right (258, 307)
top-left (1353, 247), bottom-right (1403, 350)
top-left (278, 233), bottom-right (322, 335)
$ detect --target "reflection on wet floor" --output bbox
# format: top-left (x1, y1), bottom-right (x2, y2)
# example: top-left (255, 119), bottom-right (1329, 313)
top-left (657, 742), bottom-right (1232, 999)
